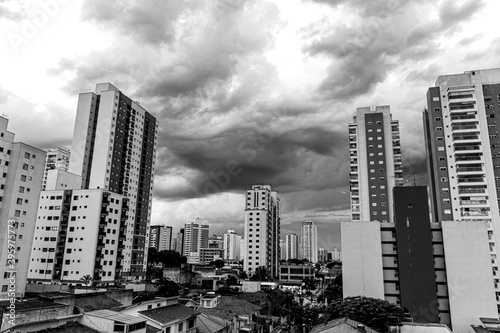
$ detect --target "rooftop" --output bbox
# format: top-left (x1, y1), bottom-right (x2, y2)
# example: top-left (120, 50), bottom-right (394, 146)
top-left (198, 313), bottom-right (228, 333)
top-left (74, 294), bottom-right (123, 312)
top-left (87, 309), bottom-right (146, 325)
top-left (31, 321), bottom-right (100, 333)
top-left (0, 299), bottom-right (67, 311)
top-left (139, 304), bottom-right (200, 325)
top-left (310, 318), bottom-right (379, 333)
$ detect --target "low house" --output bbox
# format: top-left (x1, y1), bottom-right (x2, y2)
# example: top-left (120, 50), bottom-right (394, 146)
top-left (198, 296), bottom-right (261, 333)
top-left (138, 303), bottom-right (200, 333)
top-left (310, 317), bottom-right (379, 333)
top-left (0, 299), bottom-right (73, 332)
top-left (388, 322), bottom-right (453, 332)
top-left (80, 309), bottom-right (147, 333)
top-left (198, 313), bottom-right (231, 333)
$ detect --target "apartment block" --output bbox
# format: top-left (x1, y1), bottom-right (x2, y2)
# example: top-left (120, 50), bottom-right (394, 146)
top-left (424, 69), bottom-right (500, 312)
top-left (0, 116), bottom-right (45, 299)
top-left (284, 233), bottom-right (298, 261)
top-left (223, 229), bottom-right (241, 260)
top-left (28, 189), bottom-right (129, 284)
top-left (349, 106), bottom-right (403, 222)
top-left (41, 148), bottom-right (70, 191)
top-left (149, 224), bottom-right (172, 251)
top-left (243, 184), bottom-right (280, 279)
top-left (301, 221), bottom-right (318, 263)
top-left (68, 83), bottom-right (158, 279)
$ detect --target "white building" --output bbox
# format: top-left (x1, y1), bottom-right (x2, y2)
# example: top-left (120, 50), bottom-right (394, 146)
top-left (28, 189), bottom-right (129, 285)
top-left (149, 224), bottom-right (172, 251)
top-left (68, 83), bottom-right (158, 280)
top-left (243, 184), bottom-right (280, 278)
top-left (0, 116), bottom-right (46, 299)
top-left (301, 221), bottom-right (318, 263)
top-left (223, 229), bottom-right (241, 260)
top-left (41, 148), bottom-right (70, 190)
top-left (349, 106), bottom-right (403, 222)
top-left (424, 69), bottom-right (500, 313)
top-left (284, 233), bottom-right (298, 260)
top-left (183, 218), bottom-right (209, 263)
top-left (330, 247), bottom-right (341, 261)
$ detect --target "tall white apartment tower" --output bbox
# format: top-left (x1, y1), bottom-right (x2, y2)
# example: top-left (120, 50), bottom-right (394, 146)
top-left (223, 229), bottom-right (241, 260)
top-left (243, 184), bottom-right (280, 279)
top-left (301, 221), bottom-right (318, 263)
top-left (424, 69), bottom-right (500, 314)
top-left (284, 233), bottom-right (298, 260)
top-left (349, 106), bottom-right (403, 222)
top-left (0, 116), bottom-right (46, 299)
top-left (68, 83), bottom-right (158, 280)
top-left (182, 218), bottom-right (209, 261)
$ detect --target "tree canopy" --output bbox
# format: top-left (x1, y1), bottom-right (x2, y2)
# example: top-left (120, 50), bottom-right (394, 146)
top-left (209, 259), bottom-right (225, 269)
top-left (154, 277), bottom-right (182, 297)
top-left (325, 296), bottom-right (410, 332)
top-left (148, 248), bottom-right (187, 267)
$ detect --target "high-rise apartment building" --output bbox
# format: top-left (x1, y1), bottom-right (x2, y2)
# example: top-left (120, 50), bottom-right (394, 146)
top-left (0, 116), bottom-right (46, 299)
top-left (301, 221), bottom-right (318, 263)
top-left (223, 230), bottom-right (241, 260)
top-left (243, 184), bottom-right (280, 279)
top-left (182, 219), bottom-right (209, 262)
top-left (149, 225), bottom-right (172, 251)
top-left (349, 106), bottom-right (403, 222)
top-left (174, 229), bottom-right (184, 254)
top-left (28, 189), bottom-right (129, 285)
top-left (41, 148), bottom-right (70, 190)
top-left (284, 233), bottom-right (298, 260)
top-left (424, 69), bottom-right (500, 313)
top-left (68, 83), bottom-right (158, 279)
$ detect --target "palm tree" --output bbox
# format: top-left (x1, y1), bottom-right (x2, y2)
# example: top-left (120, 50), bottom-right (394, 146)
top-left (80, 274), bottom-right (93, 293)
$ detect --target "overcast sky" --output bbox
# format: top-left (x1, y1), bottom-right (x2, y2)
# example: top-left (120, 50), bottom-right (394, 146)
top-left (1, 0), bottom-right (499, 247)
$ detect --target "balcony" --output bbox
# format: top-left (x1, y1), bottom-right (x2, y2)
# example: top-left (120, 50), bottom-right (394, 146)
top-left (458, 186), bottom-right (486, 194)
top-left (457, 176), bottom-right (485, 184)
top-left (454, 144), bottom-right (481, 152)
top-left (450, 114), bottom-right (477, 122)
top-left (460, 199), bottom-right (488, 205)
top-left (449, 102), bottom-right (476, 112)
top-left (455, 153), bottom-right (482, 162)
top-left (452, 134), bottom-right (479, 141)
top-left (452, 124), bottom-right (478, 132)
top-left (456, 166), bottom-right (483, 173)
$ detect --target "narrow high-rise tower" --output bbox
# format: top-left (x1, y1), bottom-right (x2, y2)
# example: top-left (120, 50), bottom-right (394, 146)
top-left (348, 106), bottom-right (403, 222)
top-left (243, 184), bottom-right (280, 279)
top-left (68, 83), bottom-right (158, 280)
top-left (0, 116), bottom-right (46, 299)
top-left (301, 221), bottom-right (318, 263)
top-left (284, 233), bottom-right (298, 260)
top-left (424, 69), bottom-right (500, 313)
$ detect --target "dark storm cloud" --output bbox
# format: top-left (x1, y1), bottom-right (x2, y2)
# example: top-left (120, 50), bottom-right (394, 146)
top-left (153, 124), bottom-right (348, 200)
top-left (80, 0), bottom-right (197, 44)
top-left (303, 0), bottom-right (485, 101)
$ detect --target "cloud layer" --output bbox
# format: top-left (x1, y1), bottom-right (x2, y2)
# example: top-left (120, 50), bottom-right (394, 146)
top-left (1, 0), bottom-right (499, 240)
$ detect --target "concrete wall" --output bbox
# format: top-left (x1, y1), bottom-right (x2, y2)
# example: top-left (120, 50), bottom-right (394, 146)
top-left (105, 289), bottom-right (133, 306)
top-left (342, 221), bottom-right (385, 299)
top-left (441, 221), bottom-right (498, 333)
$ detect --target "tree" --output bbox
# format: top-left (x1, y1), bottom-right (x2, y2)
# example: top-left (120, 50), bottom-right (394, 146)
top-left (239, 271), bottom-right (248, 280)
top-left (154, 277), bottom-right (182, 297)
top-left (250, 266), bottom-right (269, 281)
top-left (325, 296), bottom-right (410, 332)
top-left (209, 259), bottom-right (225, 269)
top-left (80, 274), bottom-right (93, 293)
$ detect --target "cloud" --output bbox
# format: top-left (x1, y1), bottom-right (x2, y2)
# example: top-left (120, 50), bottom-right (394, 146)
top-left (303, 0), bottom-right (486, 101)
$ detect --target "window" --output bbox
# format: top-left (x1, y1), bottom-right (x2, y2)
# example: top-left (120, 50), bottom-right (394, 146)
top-left (179, 323), bottom-right (184, 332)
top-left (20, 175), bottom-right (26, 182)
top-left (435, 117), bottom-right (442, 122)
top-left (188, 318), bottom-right (195, 329)
top-left (436, 127), bottom-right (443, 131)
top-left (24, 152), bottom-right (30, 159)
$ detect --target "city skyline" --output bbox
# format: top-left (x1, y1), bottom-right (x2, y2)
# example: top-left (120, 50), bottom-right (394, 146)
top-left (1, 0), bottom-right (500, 237)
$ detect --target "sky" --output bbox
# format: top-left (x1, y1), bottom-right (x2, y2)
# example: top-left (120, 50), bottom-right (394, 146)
top-left (1, 0), bottom-right (500, 249)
